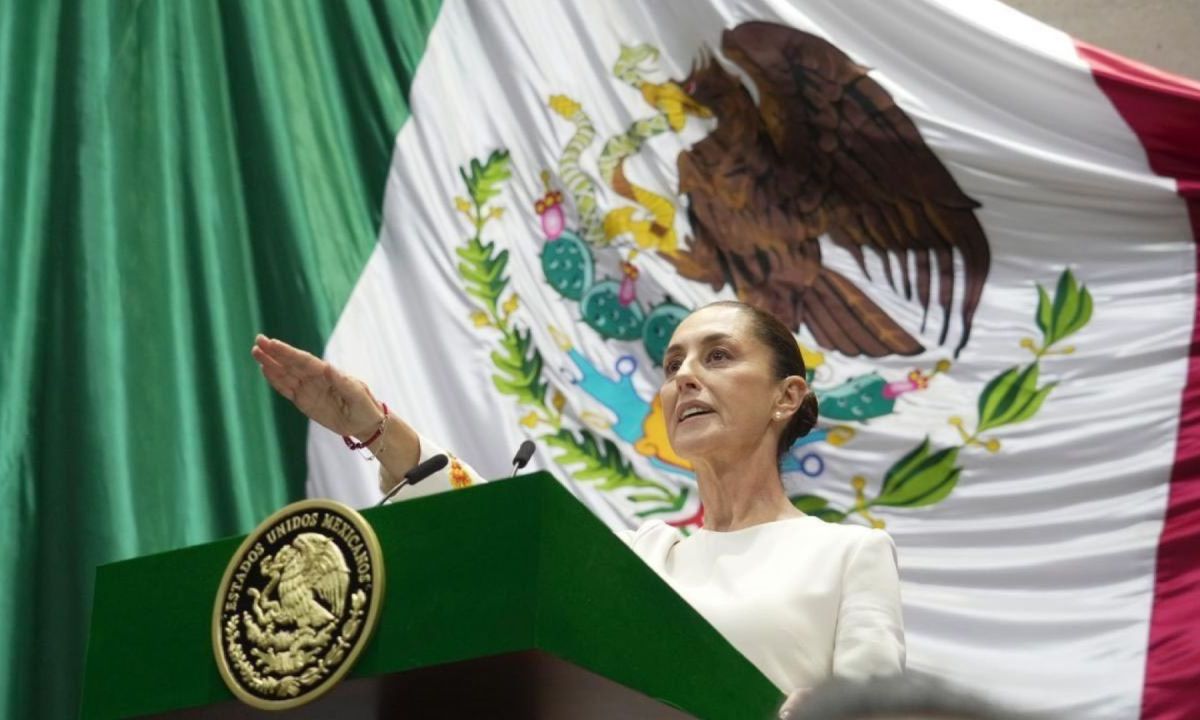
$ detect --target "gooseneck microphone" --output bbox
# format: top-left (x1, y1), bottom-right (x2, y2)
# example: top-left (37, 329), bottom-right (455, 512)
top-left (377, 441), bottom-right (534, 505)
top-left (377, 453), bottom-right (449, 506)
top-left (510, 440), bottom-right (536, 477)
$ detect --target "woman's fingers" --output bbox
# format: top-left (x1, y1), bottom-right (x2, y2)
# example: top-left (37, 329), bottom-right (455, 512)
top-left (257, 362), bottom-right (297, 400)
top-left (253, 348), bottom-right (299, 398)
top-left (252, 336), bottom-right (322, 401)
top-left (255, 335), bottom-right (324, 377)
top-left (250, 344), bottom-right (286, 376)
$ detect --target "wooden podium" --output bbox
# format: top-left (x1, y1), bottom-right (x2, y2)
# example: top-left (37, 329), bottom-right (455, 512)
top-left (81, 473), bottom-right (783, 718)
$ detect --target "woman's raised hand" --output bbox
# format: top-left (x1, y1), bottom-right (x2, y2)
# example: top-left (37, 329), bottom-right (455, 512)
top-left (251, 335), bottom-right (384, 440)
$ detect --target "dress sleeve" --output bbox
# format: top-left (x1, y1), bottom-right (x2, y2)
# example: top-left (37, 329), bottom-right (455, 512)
top-left (832, 529), bottom-right (906, 679)
top-left (378, 432), bottom-right (487, 502)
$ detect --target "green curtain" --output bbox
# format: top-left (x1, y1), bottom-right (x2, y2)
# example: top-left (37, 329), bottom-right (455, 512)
top-left (0, 1), bottom-right (442, 716)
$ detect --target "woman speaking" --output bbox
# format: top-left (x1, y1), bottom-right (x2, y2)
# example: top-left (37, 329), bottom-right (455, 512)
top-left (252, 301), bottom-right (905, 697)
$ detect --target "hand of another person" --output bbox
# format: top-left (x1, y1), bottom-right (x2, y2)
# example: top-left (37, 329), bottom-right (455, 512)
top-left (251, 334), bottom-right (384, 440)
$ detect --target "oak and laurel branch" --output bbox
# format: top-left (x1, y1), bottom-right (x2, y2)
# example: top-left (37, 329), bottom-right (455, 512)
top-left (224, 590), bottom-right (368, 699)
top-left (454, 152), bottom-right (686, 517)
top-left (794, 269), bottom-right (1094, 526)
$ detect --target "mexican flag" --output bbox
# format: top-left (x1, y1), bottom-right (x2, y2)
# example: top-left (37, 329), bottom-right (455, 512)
top-left (3, 1), bottom-right (1198, 718)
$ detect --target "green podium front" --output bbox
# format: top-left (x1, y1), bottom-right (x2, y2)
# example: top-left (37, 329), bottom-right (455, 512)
top-left (81, 473), bottom-right (783, 718)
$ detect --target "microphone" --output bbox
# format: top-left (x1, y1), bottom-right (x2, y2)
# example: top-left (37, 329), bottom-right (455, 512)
top-left (377, 454), bottom-right (449, 506)
top-left (510, 440), bottom-right (536, 477)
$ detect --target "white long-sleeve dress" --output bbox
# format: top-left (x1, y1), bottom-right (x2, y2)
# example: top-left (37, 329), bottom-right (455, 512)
top-left (380, 436), bottom-right (906, 692)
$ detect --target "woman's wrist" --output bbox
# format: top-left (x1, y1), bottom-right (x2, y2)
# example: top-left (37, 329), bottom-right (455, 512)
top-left (345, 404), bottom-right (388, 450)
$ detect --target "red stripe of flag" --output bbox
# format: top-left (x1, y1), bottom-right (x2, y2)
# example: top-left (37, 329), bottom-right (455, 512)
top-left (1075, 40), bottom-right (1200, 720)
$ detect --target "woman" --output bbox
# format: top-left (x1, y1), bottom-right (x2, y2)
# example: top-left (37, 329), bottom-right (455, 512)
top-left (252, 301), bottom-right (905, 696)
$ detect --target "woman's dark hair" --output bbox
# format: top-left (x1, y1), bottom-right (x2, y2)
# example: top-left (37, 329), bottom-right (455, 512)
top-left (705, 301), bottom-right (819, 459)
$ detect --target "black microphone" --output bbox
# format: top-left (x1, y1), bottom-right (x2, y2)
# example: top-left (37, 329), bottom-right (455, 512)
top-left (377, 454), bottom-right (449, 506)
top-left (510, 440), bottom-right (536, 477)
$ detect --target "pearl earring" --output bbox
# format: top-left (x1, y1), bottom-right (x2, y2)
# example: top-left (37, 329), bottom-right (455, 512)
top-left (774, 412), bottom-right (783, 420)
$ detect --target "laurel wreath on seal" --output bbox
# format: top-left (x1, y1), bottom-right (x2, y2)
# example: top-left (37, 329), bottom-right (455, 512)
top-left (223, 590), bottom-right (367, 698)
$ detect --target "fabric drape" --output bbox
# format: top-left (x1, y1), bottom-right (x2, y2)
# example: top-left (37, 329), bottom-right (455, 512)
top-left (0, 2), bottom-right (441, 717)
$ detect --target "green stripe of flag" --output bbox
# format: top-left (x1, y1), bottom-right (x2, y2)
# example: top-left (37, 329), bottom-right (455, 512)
top-left (0, 1), bottom-right (443, 716)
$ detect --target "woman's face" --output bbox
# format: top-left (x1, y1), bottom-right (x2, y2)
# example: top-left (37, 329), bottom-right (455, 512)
top-left (660, 305), bottom-right (784, 464)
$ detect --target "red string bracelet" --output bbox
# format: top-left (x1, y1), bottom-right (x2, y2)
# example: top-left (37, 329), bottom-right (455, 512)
top-left (343, 403), bottom-right (388, 450)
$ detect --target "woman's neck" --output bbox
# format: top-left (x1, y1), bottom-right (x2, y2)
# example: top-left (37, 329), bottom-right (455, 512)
top-left (694, 450), bottom-right (804, 532)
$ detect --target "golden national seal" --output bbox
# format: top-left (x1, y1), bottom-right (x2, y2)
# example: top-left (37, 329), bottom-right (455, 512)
top-left (211, 499), bottom-right (384, 710)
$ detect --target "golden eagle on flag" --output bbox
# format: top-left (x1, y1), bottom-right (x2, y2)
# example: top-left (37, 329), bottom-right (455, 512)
top-left (670, 22), bottom-right (991, 358)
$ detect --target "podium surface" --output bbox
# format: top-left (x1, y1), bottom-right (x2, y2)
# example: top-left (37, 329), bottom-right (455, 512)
top-left (82, 473), bottom-right (783, 718)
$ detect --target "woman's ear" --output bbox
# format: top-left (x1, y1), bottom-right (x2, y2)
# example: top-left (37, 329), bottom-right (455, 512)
top-left (775, 375), bottom-right (808, 418)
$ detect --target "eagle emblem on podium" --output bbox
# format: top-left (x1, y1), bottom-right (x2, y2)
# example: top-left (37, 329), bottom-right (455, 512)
top-left (212, 500), bottom-right (385, 710)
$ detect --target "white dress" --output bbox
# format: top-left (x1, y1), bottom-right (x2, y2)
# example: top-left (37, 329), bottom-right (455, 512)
top-left (617, 518), bottom-right (904, 692)
top-left (381, 436), bottom-right (906, 692)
